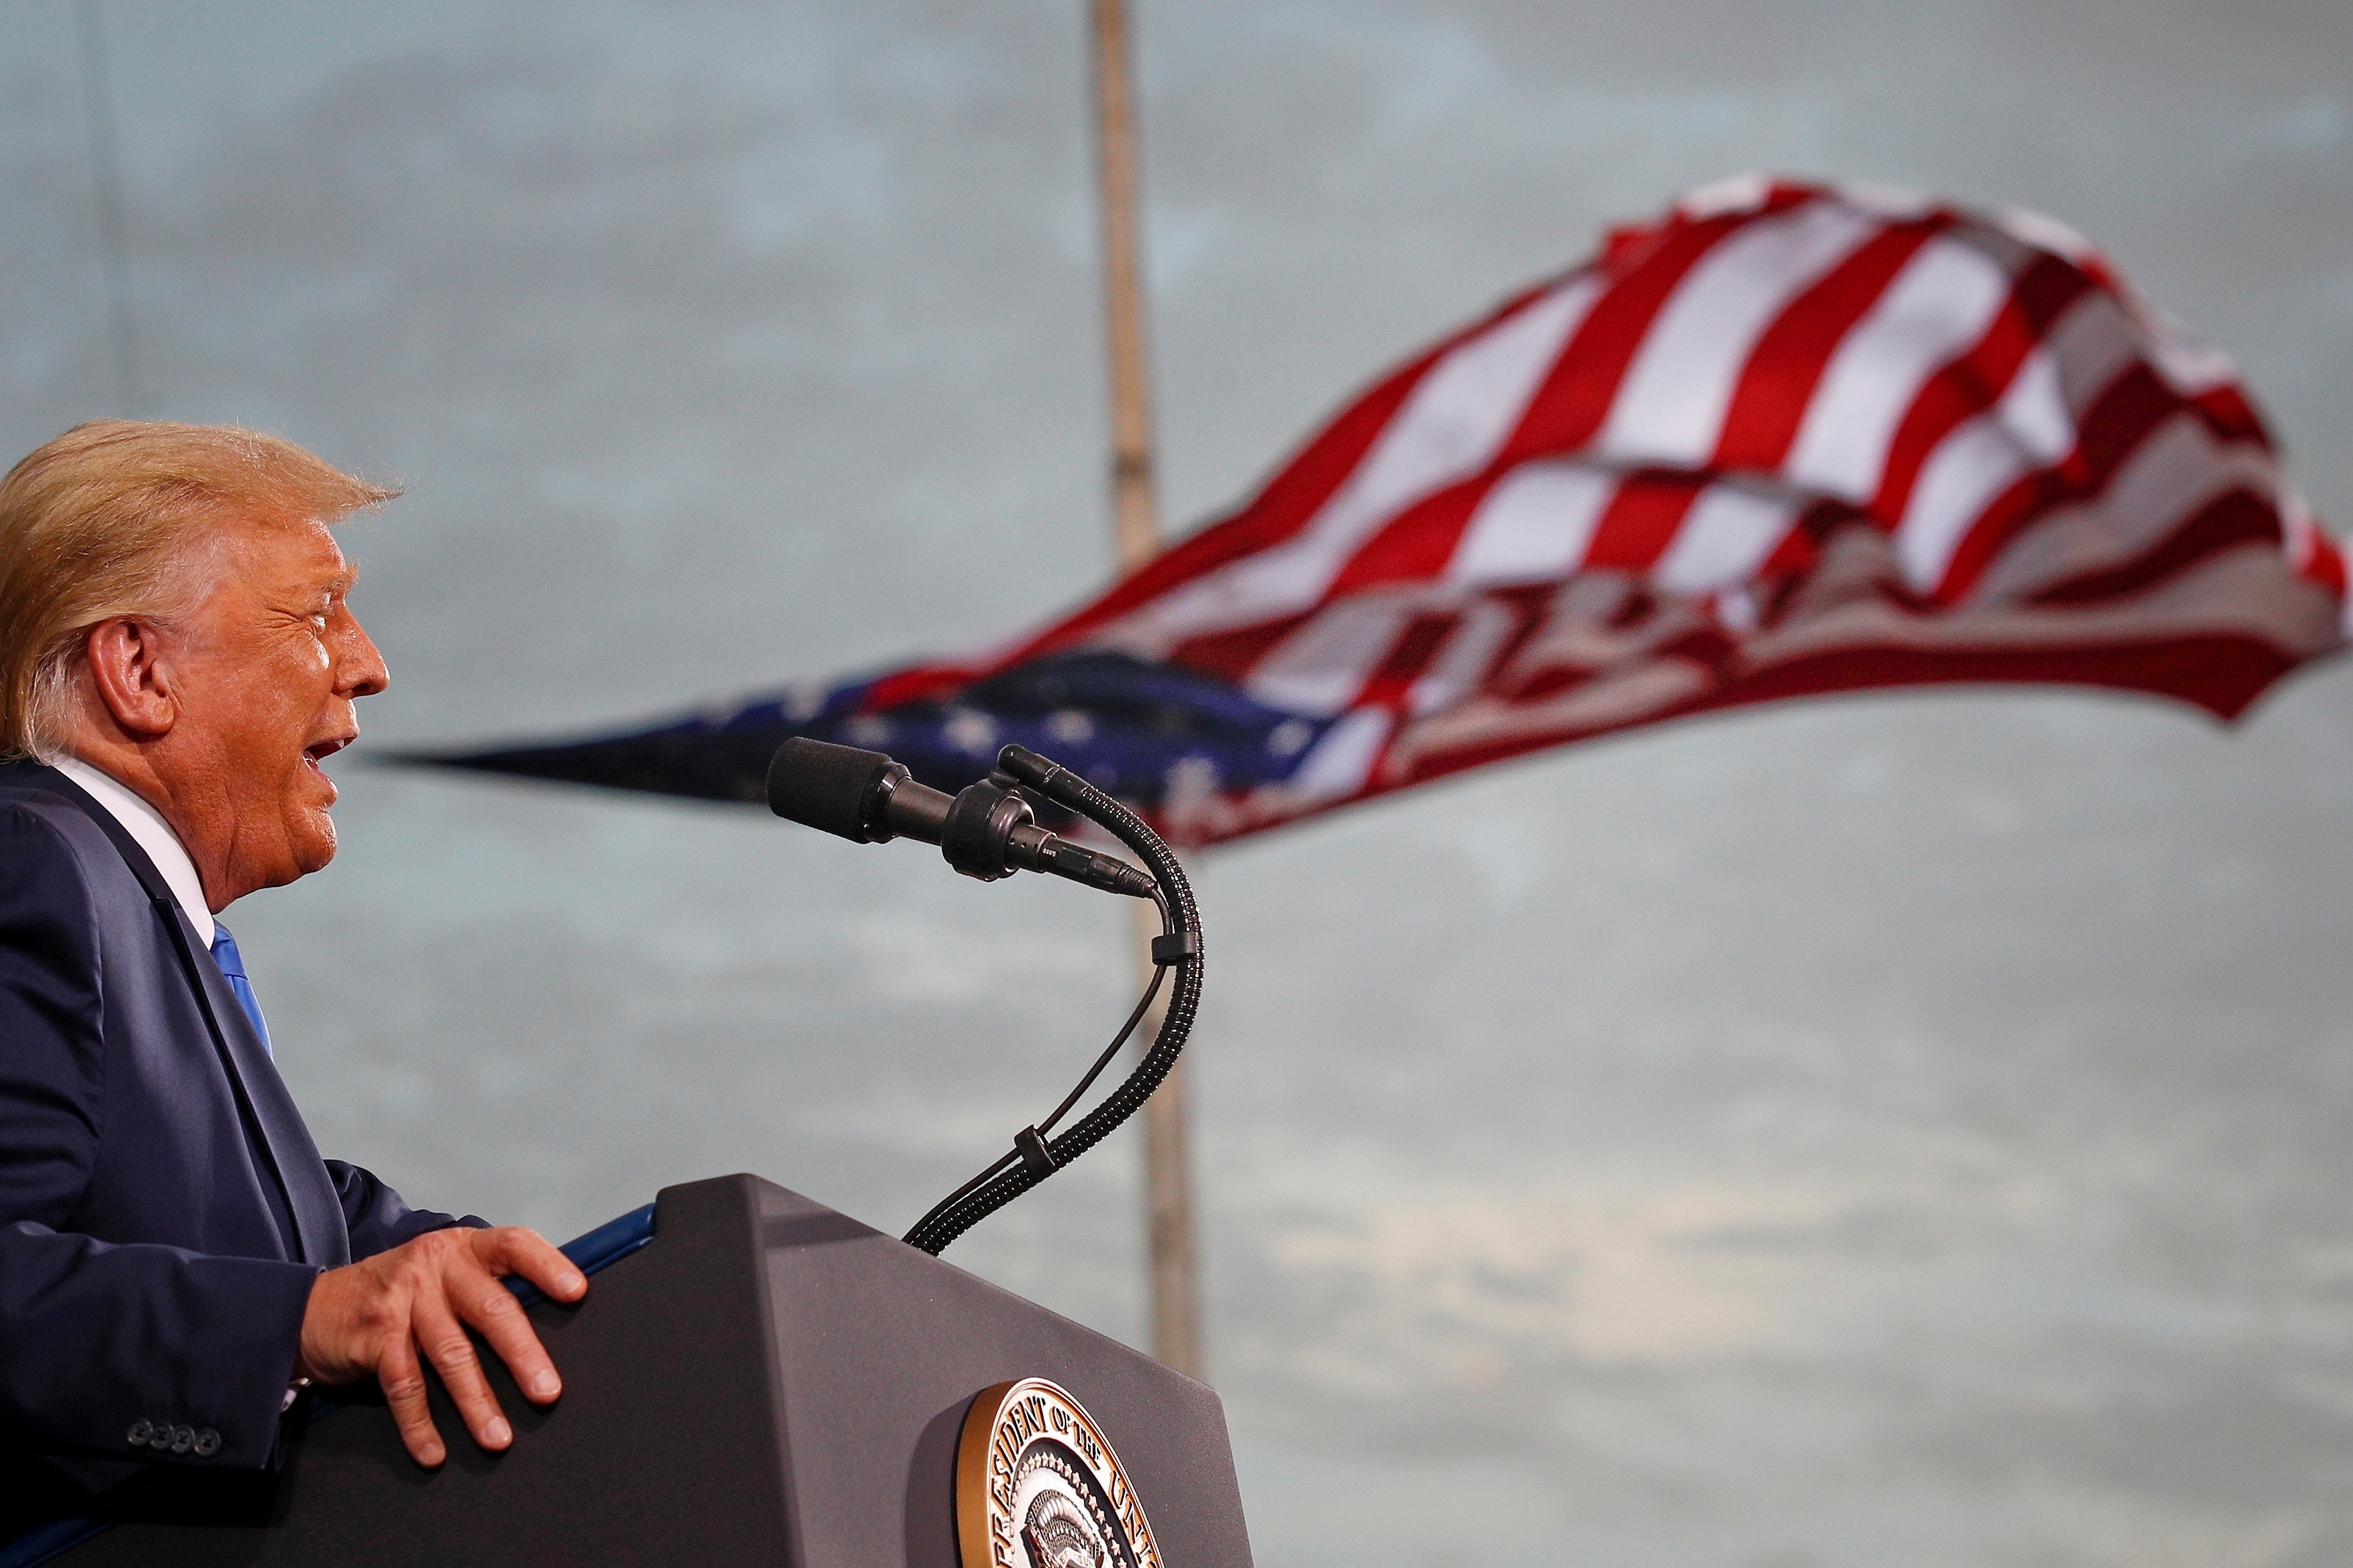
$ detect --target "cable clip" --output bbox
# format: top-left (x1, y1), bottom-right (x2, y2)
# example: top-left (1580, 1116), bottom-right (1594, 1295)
top-left (1148, 930), bottom-right (1199, 966)
top-left (1013, 1125), bottom-right (1057, 1177)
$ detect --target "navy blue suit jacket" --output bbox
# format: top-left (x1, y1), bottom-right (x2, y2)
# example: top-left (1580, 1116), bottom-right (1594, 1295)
top-left (0, 762), bottom-right (468, 1517)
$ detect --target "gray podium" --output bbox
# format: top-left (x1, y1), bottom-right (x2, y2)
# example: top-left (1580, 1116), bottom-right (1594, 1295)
top-left (53, 1174), bottom-right (1254, 1567)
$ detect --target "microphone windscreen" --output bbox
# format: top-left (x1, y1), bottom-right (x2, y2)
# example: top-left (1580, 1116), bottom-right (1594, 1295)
top-left (767, 737), bottom-right (897, 842)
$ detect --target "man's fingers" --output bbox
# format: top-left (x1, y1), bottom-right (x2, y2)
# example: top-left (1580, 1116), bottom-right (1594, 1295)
top-left (473, 1226), bottom-right (587, 1303)
top-left (411, 1297), bottom-right (513, 1452)
top-left (456, 1271), bottom-right (564, 1405)
top-left (378, 1339), bottom-right (447, 1468)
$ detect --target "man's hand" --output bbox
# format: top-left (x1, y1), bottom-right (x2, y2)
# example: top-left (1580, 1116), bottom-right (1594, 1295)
top-left (296, 1226), bottom-right (587, 1468)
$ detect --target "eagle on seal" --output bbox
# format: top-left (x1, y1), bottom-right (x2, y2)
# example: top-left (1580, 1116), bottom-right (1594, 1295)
top-left (1021, 1489), bottom-right (1107, 1568)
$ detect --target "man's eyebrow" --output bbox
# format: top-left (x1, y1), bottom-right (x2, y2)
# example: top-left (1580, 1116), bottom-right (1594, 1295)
top-left (322, 567), bottom-right (360, 595)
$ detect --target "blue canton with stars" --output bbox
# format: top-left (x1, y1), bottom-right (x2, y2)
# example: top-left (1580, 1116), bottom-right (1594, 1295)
top-left (419, 651), bottom-right (1335, 815)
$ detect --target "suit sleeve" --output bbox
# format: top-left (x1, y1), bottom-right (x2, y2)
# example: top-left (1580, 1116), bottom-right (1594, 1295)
top-left (323, 1160), bottom-right (488, 1259)
top-left (0, 809), bottom-right (317, 1471)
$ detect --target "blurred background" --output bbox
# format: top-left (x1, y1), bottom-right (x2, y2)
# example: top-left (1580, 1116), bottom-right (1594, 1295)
top-left (5, 3), bottom-right (2353, 1564)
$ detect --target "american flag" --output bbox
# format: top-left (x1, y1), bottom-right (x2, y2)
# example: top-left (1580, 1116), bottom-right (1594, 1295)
top-left (430, 175), bottom-right (2346, 846)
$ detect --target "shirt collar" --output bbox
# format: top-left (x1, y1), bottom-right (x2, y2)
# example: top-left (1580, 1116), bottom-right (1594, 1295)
top-left (52, 756), bottom-right (216, 947)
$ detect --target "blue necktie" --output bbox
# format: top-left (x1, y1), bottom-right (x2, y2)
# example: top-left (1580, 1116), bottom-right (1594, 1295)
top-left (209, 923), bottom-right (272, 1057)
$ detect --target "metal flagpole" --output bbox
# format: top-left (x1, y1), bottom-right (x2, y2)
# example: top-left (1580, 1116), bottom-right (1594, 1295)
top-left (1087, 0), bottom-right (1203, 1380)
top-left (76, 0), bottom-right (147, 416)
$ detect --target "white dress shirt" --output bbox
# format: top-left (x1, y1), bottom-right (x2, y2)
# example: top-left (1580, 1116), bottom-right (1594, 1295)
top-left (52, 756), bottom-right (216, 947)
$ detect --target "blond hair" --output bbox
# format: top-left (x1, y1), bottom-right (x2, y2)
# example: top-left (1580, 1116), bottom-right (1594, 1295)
top-left (0, 421), bottom-right (399, 761)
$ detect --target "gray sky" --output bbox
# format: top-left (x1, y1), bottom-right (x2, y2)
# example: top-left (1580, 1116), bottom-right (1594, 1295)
top-left (6, 3), bottom-right (2353, 1564)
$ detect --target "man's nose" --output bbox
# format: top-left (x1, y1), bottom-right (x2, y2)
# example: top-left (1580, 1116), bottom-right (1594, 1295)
top-left (337, 614), bottom-right (391, 698)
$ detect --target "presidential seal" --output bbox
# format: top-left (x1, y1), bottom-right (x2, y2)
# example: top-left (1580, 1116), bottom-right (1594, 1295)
top-left (956, 1377), bottom-right (1164, 1568)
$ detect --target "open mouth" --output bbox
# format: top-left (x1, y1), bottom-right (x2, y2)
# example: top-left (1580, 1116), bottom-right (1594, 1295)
top-left (304, 734), bottom-right (354, 775)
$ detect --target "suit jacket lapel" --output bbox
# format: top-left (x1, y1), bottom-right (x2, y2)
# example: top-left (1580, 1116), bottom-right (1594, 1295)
top-left (2, 762), bottom-right (350, 1268)
top-left (170, 912), bottom-right (352, 1269)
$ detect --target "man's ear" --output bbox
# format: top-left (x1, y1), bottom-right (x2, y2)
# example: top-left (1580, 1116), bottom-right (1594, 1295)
top-left (81, 618), bottom-right (178, 739)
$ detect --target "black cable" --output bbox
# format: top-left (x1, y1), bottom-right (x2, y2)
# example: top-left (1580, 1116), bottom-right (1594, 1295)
top-left (899, 957), bottom-right (1165, 1249)
top-left (1038, 899), bottom-right (1170, 1136)
top-left (902, 748), bottom-right (1202, 1255)
top-left (904, 1150), bottom-right (1019, 1241)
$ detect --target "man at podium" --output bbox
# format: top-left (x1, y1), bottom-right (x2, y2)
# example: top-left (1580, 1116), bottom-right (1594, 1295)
top-left (0, 422), bottom-right (587, 1535)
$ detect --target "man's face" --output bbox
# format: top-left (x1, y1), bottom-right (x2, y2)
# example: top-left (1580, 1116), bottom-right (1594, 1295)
top-left (165, 516), bottom-right (386, 905)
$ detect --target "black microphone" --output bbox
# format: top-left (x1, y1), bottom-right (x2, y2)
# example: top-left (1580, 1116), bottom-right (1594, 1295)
top-left (766, 737), bottom-right (1157, 899)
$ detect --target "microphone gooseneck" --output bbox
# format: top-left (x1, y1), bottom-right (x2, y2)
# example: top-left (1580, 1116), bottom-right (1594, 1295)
top-left (764, 737), bottom-right (1203, 1255)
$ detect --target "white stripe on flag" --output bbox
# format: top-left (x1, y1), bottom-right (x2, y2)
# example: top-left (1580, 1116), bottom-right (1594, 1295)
top-left (1244, 596), bottom-right (1415, 716)
top-left (1675, 172), bottom-right (1775, 220)
top-left (1444, 461), bottom-right (1616, 587)
top-left (1653, 484), bottom-right (1799, 595)
top-left (1598, 199), bottom-right (1880, 468)
top-left (1313, 276), bottom-right (1600, 548)
top-left (1130, 276), bottom-right (1601, 645)
top-left (1286, 707), bottom-right (1395, 803)
top-left (1966, 413), bottom-right (2278, 603)
top-left (2143, 316), bottom-right (2239, 397)
top-left (2041, 291), bottom-right (2142, 420)
top-left (1783, 235), bottom-right (2013, 504)
top-left (1990, 203), bottom-right (2100, 269)
top-left (1832, 180), bottom-right (1938, 221)
top-left (1895, 341), bottom-right (2071, 592)
top-left (1995, 345), bottom-right (2075, 466)
top-left (1895, 416), bottom-right (2027, 591)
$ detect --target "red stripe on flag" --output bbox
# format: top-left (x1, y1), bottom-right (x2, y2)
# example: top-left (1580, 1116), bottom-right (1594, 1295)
top-left (1325, 472), bottom-right (1500, 595)
top-left (1355, 613), bottom-right (1460, 711)
top-left (1712, 217), bottom-right (1951, 471)
top-left (1582, 470), bottom-right (1706, 571)
top-left (2302, 527), bottom-right (2349, 599)
top-left (2026, 488), bottom-right (2283, 607)
top-left (1708, 633), bottom-right (2304, 725)
top-left (1754, 501), bottom-right (1853, 592)
top-left (1499, 213), bottom-right (1755, 463)
top-left (1936, 363), bottom-right (2231, 602)
top-left (2189, 383), bottom-right (2269, 449)
top-left (1869, 254), bottom-right (2095, 530)
top-left (1167, 612), bottom-right (1316, 685)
